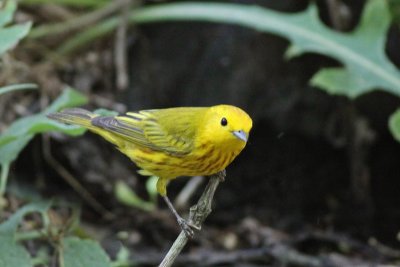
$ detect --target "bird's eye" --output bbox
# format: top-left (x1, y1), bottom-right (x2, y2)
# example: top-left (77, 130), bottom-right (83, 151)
top-left (221, 117), bottom-right (228, 126)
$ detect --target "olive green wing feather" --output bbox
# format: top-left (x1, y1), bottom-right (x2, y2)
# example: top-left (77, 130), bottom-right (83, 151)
top-left (91, 107), bottom-right (206, 155)
top-left (91, 114), bottom-right (159, 150)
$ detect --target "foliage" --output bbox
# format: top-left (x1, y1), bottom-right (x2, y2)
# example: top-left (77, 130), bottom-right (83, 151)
top-left (0, 201), bottom-right (117, 267)
top-left (33, 0), bottom-right (399, 97)
top-left (0, 2), bottom-right (35, 101)
top-left (0, 235), bottom-right (32, 267)
top-left (30, 0), bottom-right (400, 100)
top-left (0, 87), bottom-right (157, 265)
top-left (0, 1), bottom-right (140, 266)
top-left (61, 237), bottom-right (112, 267)
top-left (24, 1), bottom-right (400, 141)
top-left (0, 202), bottom-right (50, 267)
top-left (0, 1), bottom-right (31, 55)
top-left (0, 88), bottom-right (88, 195)
top-left (0, 84), bottom-right (38, 148)
top-left (96, 0), bottom-right (399, 141)
top-left (123, 0), bottom-right (398, 99)
top-left (0, 85), bottom-right (151, 265)
top-left (4, 0), bottom-right (400, 265)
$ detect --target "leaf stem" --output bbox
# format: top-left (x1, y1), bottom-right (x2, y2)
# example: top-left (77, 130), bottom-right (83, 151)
top-left (0, 163), bottom-right (10, 196)
top-left (0, 83), bottom-right (37, 96)
top-left (15, 230), bottom-right (44, 241)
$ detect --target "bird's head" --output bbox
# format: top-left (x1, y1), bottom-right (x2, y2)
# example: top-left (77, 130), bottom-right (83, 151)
top-left (201, 105), bottom-right (252, 150)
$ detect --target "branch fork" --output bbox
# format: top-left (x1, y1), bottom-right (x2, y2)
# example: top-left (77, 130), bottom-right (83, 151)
top-left (159, 170), bottom-right (226, 267)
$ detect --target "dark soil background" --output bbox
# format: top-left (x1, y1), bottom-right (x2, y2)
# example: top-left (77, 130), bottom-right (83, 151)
top-left (3, 0), bottom-right (400, 266)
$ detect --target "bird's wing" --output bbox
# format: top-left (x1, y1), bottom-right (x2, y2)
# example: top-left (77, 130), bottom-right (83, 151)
top-left (91, 107), bottom-right (205, 155)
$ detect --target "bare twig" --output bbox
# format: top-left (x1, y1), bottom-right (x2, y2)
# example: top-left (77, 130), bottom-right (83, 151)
top-left (349, 114), bottom-right (375, 202)
top-left (159, 170), bottom-right (225, 267)
top-left (326, 0), bottom-right (351, 31)
top-left (42, 136), bottom-right (114, 219)
top-left (325, 103), bottom-right (375, 209)
top-left (135, 243), bottom-right (374, 267)
top-left (369, 237), bottom-right (400, 258)
top-left (130, 224), bottom-right (398, 267)
top-left (115, 1), bottom-right (136, 91)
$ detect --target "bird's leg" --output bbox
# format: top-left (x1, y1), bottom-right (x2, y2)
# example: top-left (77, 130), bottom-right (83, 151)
top-left (162, 195), bottom-right (200, 238)
top-left (158, 177), bottom-right (200, 237)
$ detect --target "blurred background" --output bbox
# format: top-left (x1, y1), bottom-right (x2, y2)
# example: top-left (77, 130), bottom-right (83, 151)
top-left (1, 0), bottom-right (400, 266)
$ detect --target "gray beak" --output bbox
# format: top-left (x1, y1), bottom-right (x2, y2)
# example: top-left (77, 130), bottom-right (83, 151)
top-left (232, 130), bottom-right (248, 142)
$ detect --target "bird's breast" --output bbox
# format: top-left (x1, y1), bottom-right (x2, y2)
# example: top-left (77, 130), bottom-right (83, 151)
top-left (122, 141), bottom-right (242, 179)
top-left (189, 142), bottom-right (241, 175)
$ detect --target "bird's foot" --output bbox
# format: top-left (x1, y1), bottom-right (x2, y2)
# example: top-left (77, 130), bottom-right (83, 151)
top-left (217, 169), bottom-right (226, 182)
top-left (177, 217), bottom-right (200, 238)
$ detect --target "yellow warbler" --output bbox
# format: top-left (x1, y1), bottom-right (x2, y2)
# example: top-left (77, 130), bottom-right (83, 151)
top-left (48, 105), bottom-right (252, 236)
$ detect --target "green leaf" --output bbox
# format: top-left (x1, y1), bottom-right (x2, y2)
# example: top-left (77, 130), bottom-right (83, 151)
top-left (0, 83), bottom-right (37, 96)
top-left (61, 237), bottom-right (112, 267)
top-left (0, 1), bottom-right (16, 27)
top-left (0, 136), bottom-right (31, 195)
top-left (311, 68), bottom-right (370, 98)
top-left (0, 88), bottom-right (87, 194)
top-left (0, 136), bottom-right (32, 174)
top-left (44, 87), bottom-right (88, 113)
top-left (0, 136), bottom-right (17, 147)
top-left (0, 202), bottom-right (51, 267)
top-left (389, 109), bottom-right (400, 142)
top-left (0, 88), bottom-right (87, 164)
top-left (310, 0), bottom-right (399, 98)
top-left (56, 16), bottom-right (119, 55)
top-left (121, 0), bottom-right (399, 98)
top-left (32, 0), bottom-right (400, 96)
top-left (145, 176), bottom-right (158, 204)
top-left (0, 201), bottom-right (51, 232)
top-left (115, 180), bottom-right (156, 212)
top-left (0, 1), bottom-right (31, 55)
top-left (0, 23), bottom-right (32, 55)
top-left (113, 245), bottom-right (130, 267)
top-left (0, 235), bottom-right (32, 267)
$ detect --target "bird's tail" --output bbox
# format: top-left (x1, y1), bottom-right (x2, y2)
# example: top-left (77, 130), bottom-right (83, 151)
top-left (47, 108), bottom-right (124, 146)
top-left (47, 108), bottom-right (98, 130)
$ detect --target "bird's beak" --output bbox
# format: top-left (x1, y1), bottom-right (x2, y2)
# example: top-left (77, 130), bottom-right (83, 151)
top-left (232, 130), bottom-right (248, 142)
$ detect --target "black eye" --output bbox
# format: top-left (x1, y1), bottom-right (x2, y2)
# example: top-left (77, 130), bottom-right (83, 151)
top-left (221, 117), bottom-right (228, 126)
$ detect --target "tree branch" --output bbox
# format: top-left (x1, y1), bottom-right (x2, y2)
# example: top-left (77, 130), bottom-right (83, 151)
top-left (159, 170), bottom-right (226, 267)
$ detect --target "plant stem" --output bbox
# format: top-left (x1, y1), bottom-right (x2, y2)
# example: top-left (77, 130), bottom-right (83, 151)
top-left (159, 170), bottom-right (225, 267)
top-left (15, 230), bottom-right (44, 241)
top-left (29, 0), bottom-right (132, 39)
top-left (0, 83), bottom-right (37, 96)
top-left (0, 163), bottom-right (10, 196)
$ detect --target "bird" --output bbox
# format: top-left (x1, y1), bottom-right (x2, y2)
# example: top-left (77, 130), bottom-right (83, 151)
top-left (47, 105), bottom-right (252, 237)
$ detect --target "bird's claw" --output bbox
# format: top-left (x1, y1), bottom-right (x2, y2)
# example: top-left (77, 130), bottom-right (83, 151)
top-left (217, 170), bottom-right (226, 182)
top-left (177, 217), bottom-right (200, 238)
